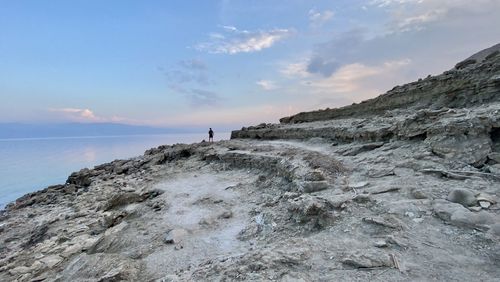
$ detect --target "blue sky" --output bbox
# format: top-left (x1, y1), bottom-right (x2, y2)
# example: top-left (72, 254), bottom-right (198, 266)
top-left (1, 0), bottom-right (500, 128)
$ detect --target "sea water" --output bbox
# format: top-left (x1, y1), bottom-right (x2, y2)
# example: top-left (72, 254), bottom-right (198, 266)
top-left (0, 133), bottom-right (230, 209)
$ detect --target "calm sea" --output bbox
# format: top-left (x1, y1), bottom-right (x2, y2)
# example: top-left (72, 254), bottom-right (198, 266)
top-left (0, 133), bottom-right (230, 209)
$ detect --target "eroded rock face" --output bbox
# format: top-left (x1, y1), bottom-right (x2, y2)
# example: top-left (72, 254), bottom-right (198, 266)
top-left (55, 253), bottom-right (145, 281)
top-left (427, 134), bottom-right (491, 167)
top-left (232, 105), bottom-right (500, 167)
top-left (278, 43), bottom-right (500, 124)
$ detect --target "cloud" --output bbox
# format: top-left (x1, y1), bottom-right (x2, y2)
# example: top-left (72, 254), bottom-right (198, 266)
top-left (395, 9), bottom-right (446, 32)
top-left (164, 69), bottom-right (210, 85)
top-left (256, 80), bottom-right (279, 90)
top-left (188, 89), bottom-right (220, 107)
top-left (273, 0), bottom-right (500, 118)
top-left (195, 26), bottom-right (293, 54)
top-left (277, 58), bottom-right (413, 112)
top-left (306, 59), bottom-right (412, 95)
top-left (305, 0), bottom-right (500, 79)
top-left (167, 84), bottom-right (220, 107)
top-left (163, 104), bottom-right (300, 126)
top-left (281, 61), bottom-right (311, 78)
top-left (308, 9), bottom-right (334, 28)
top-left (369, 0), bottom-right (423, 8)
top-left (48, 108), bottom-right (151, 125)
top-left (369, 0), bottom-right (500, 33)
top-left (161, 58), bottom-right (211, 86)
top-left (49, 108), bottom-right (99, 121)
top-left (160, 58), bottom-right (221, 106)
top-left (178, 59), bottom-right (207, 70)
top-left (307, 57), bottom-right (341, 77)
top-left (305, 29), bottom-right (365, 77)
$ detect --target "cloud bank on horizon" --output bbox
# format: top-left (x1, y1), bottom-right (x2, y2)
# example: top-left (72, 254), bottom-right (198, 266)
top-left (1, 0), bottom-right (499, 127)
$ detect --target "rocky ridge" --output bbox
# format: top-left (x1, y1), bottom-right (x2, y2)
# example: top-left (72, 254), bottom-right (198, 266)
top-left (0, 44), bottom-right (499, 281)
top-left (278, 43), bottom-right (500, 124)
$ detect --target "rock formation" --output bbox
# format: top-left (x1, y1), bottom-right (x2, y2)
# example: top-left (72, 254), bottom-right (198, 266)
top-left (1, 44), bottom-right (499, 281)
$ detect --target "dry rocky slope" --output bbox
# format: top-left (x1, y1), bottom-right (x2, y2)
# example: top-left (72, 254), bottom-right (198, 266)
top-left (1, 45), bottom-right (500, 282)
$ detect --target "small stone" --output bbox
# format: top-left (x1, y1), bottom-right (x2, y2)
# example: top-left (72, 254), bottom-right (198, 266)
top-left (353, 194), bottom-right (373, 203)
top-left (199, 218), bottom-right (215, 226)
top-left (405, 212), bottom-right (415, 218)
top-left (218, 210), bottom-right (233, 219)
top-left (374, 240), bottom-right (388, 248)
top-left (164, 228), bottom-right (188, 245)
top-left (476, 194), bottom-right (497, 204)
top-left (447, 188), bottom-right (477, 207)
top-left (410, 188), bottom-right (428, 199)
top-left (469, 206), bottom-right (482, 212)
top-left (479, 201), bottom-right (491, 209)
top-left (412, 217), bottom-right (424, 223)
top-left (300, 181), bottom-right (329, 193)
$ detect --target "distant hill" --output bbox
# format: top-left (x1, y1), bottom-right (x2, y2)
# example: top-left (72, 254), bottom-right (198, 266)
top-left (0, 123), bottom-right (202, 139)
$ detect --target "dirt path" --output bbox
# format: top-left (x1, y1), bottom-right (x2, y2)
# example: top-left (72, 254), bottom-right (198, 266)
top-left (143, 169), bottom-right (257, 276)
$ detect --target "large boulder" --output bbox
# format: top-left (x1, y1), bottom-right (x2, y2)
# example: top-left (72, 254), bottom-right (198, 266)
top-left (66, 168), bottom-right (93, 187)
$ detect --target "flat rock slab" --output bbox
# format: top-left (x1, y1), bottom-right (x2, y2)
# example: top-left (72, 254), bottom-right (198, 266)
top-left (342, 250), bottom-right (393, 268)
top-left (368, 167), bottom-right (395, 178)
top-left (340, 142), bottom-right (385, 156)
top-left (368, 186), bottom-right (400, 195)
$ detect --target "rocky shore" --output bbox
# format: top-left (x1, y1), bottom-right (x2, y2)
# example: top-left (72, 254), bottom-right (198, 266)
top-left (1, 44), bottom-right (500, 281)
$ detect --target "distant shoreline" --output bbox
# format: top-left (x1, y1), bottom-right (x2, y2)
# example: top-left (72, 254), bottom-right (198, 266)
top-left (0, 132), bottom-right (210, 142)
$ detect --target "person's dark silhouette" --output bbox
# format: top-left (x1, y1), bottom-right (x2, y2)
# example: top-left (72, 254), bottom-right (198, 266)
top-left (208, 128), bottom-right (214, 142)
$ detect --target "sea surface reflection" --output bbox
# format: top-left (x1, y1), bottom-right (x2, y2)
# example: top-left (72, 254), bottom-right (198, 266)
top-left (0, 133), bottom-right (229, 209)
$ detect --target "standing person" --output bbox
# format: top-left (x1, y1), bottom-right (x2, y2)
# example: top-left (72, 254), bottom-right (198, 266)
top-left (208, 128), bottom-right (214, 142)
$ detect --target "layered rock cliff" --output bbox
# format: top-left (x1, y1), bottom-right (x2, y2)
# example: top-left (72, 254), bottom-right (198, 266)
top-left (277, 43), bottom-right (500, 124)
top-left (1, 44), bottom-right (499, 281)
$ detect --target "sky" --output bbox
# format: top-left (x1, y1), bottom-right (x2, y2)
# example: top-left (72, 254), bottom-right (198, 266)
top-left (1, 0), bottom-right (500, 128)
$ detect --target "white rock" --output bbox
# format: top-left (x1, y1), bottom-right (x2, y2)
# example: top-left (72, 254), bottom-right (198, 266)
top-left (39, 254), bottom-right (63, 268)
top-left (374, 240), bottom-right (388, 248)
top-left (479, 201), bottom-right (491, 209)
top-left (413, 218), bottom-right (424, 223)
top-left (9, 266), bottom-right (31, 275)
top-left (405, 211), bottom-right (415, 218)
top-left (469, 206), bottom-right (482, 212)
